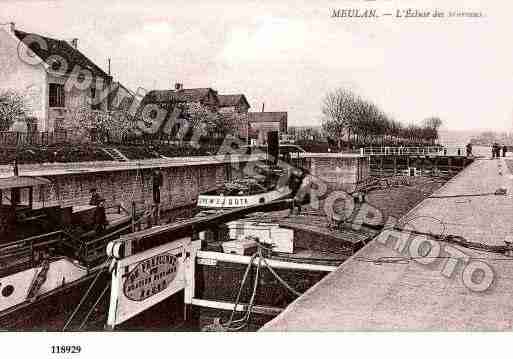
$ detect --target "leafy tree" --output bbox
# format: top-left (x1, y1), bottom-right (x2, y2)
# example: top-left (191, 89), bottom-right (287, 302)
top-left (178, 102), bottom-right (246, 141)
top-left (0, 90), bottom-right (28, 131)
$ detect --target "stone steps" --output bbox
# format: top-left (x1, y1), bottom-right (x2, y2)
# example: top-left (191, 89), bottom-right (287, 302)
top-left (102, 147), bottom-right (129, 162)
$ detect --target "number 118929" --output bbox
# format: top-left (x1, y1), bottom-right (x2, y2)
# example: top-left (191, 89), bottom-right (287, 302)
top-left (51, 345), bottom-right (82, 354)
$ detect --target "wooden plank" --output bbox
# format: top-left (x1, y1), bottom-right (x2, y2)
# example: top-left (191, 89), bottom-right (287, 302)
top-left (191, 298), bottom-right (282, 316)
top-left (196, 250), bottom-right (336, 272)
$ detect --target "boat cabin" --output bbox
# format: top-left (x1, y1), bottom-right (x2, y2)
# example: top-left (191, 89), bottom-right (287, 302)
top-left (0, 176), bottom-right (55, 241)
top-left (0, 176), bottom-right (51, 210)
top-left (0, 176), bottom-right (109, 244)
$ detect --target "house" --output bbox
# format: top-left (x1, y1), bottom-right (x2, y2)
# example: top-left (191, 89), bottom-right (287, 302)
top-left (218, 94), bottom-right (250, 114)
top-left (136, 88), bottom-right (187, 136)
top-left (170, 83), bottom-right (220, 112)
top-left (247, 112), bottom-right (288, 144)
top-left (217, 94), bottom-right (250, 139)
top-left (137, 84), bottom-right (224, 139)
top-left (109, 81), bottom-right (138, 113)
top-left (0, 23), bottom-right (113, 133)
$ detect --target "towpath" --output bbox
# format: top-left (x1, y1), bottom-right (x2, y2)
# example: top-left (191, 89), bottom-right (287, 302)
top-left (262, 157), bottom-right (513, 330)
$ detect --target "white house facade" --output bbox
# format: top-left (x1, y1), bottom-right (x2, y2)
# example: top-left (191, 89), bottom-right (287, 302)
top-left (0, 23), bottom-right (113, 133)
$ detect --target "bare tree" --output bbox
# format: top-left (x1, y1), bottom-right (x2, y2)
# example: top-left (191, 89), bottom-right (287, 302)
top-left (423, 117), bottom-right (443, 144)
top-left (321, 88), bottom-right (360, 149)
top-left (322, 88), bottom-right (443, 148)
top-left (321, 88), bottom-right (390, 149)
top-left (423, 117), bottom-right (442, 130)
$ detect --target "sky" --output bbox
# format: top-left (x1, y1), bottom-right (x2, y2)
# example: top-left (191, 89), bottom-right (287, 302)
top-left (1, 0), bottom-right (513, 131)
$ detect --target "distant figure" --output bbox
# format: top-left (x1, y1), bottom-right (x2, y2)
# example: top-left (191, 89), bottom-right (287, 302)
top-left (12, 158), bottom-right (20, 205)
top-left (495, 143), bottom-right (501, 158)
top-left (466, 143), bottom-right (472, 157)
top-left (503, 145), bottom-right (507, 157)
top-left (152, 168), bottom-right (163, 204)
top-left (492, 143), bottom-right (499, 159)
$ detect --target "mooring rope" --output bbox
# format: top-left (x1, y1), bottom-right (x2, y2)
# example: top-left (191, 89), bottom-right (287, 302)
top-left (207, 241), bottom-right (305, 332)
top-left (62, 266), bottom-right (106, 331)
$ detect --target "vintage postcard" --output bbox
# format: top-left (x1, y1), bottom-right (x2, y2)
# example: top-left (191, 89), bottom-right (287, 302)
top-left (0, 0), bottom-right (511, 357)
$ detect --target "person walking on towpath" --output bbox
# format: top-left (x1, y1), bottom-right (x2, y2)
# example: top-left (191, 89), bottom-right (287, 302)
top-left (466, 143), bottom-right (472, 157)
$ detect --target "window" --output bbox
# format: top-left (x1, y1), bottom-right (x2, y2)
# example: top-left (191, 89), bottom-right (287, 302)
top-left (91, 87), bottom-right (101, 110)
top-left (49, 83), bottom-right (65, 108)
top-left (54, 119), bottom-right (65, 131)
top-left (2, 285), bottom-right (14, 297)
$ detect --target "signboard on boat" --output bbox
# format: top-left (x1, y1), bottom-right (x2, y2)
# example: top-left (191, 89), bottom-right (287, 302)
top-left (107, 237), bottom-right (192, 327)
top-left (123, 252), bottom-right (180, 301)
top-left (197, 188), bottom-right (291, 209)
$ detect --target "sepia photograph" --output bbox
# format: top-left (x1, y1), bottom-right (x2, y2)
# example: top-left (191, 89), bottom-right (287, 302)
top-left (0, 0), bottom-right (512, 357)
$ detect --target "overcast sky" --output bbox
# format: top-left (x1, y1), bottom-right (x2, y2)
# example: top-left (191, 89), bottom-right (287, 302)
top-left (2, 0), bottom-right (512, 131)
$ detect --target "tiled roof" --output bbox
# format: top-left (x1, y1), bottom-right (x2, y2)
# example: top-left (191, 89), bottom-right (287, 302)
top-left (14, 29), bottom-right (110, 80)
top-left (137, 91), bottom-right (175, 119)
top-left (139, 90), bottom-right (185, 105)
top-left (141, 88), bottom-right (218, 105)
top-left (248, 112), bottom-right (287, 123)
top-left (175, 88), bottom-right (216, 103)
top-left (218, 94), bottom-right (250, 108)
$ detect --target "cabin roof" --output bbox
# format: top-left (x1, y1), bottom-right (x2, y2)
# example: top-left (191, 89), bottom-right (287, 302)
top-left (0, 176), bottom-right (51, 190)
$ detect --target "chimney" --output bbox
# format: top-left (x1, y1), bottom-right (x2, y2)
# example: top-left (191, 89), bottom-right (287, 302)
top-left (175, 83), bottom-right (183, 91)
top-left (70, 38), bottom-right (78, 49)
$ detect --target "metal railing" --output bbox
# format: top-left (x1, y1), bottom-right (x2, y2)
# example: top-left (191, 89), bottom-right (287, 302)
top-left (0, 131), bottom-right (68, 146)
top-left (360, 146), bottom-right (465, 157)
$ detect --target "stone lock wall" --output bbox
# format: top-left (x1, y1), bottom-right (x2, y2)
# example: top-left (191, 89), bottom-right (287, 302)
top-left (33, 163), bottom-right (230, 213)
top-left (306, 155), bottom-right (370, 192)
top-left (23, 155), bottom-right (368, 214)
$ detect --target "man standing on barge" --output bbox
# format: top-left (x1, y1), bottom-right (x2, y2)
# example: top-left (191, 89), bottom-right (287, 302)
top-left (152, 168), bottom-right (164, 223)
